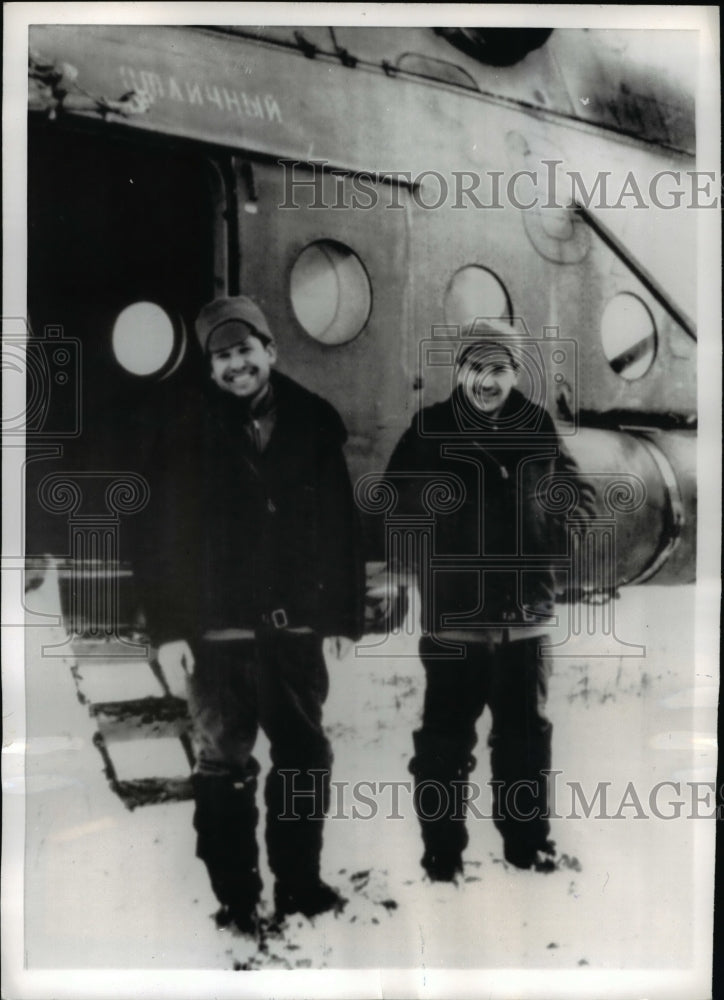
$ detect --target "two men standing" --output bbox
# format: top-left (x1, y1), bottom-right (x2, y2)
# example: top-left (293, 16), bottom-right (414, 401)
top-left (138, 299), bottom-right (592, 934)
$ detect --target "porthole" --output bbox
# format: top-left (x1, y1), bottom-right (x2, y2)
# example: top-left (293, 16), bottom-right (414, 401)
top-left (443, 265), bottom-right (511, 329)
top-left (600, 293), bottom-right (657, 380)
top-left (112, 301), bottom-right (184, 377)
top-left (290, 240), bottom-right (371, 345)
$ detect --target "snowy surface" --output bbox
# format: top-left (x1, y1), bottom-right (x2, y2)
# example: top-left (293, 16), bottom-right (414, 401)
top-left (8, 576), bottom-right (717, 997)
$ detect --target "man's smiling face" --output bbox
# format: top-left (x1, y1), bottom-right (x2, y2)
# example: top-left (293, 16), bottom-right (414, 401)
top-left (457, 343), bottom-right (518, 416)
top-left (209, 329), bottom-right (277, 402)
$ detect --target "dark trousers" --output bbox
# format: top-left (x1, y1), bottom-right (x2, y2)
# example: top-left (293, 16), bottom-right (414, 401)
top-left (413, 633), bottom-right (553, 864)
top-left (187, 631), bottom-right (332, 907)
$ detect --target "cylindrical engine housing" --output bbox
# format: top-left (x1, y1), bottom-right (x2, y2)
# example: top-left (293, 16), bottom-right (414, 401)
top-left (561, 427), bottom-right (696, 589)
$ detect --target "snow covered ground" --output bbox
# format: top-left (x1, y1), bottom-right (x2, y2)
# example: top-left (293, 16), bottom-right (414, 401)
top-left (5, 573), bottom-right (717, 998)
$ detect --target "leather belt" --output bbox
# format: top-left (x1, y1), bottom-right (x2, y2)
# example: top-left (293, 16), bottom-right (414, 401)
top-left (442, 623), bottom-right (553, 645)
top-left (203, 610), bottom-right (314, 640)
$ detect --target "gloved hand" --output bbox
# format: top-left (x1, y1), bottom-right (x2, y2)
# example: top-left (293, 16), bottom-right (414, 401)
top-left (157, 639), bottom-right (196, 677)
top-left (323, 636), bottom-right (354, 661)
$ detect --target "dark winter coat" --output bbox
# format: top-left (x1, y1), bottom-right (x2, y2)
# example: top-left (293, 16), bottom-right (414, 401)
top-left (134, 371), bottom-right (365, 647)
top-left (384, 386), bottom-right (595, 632)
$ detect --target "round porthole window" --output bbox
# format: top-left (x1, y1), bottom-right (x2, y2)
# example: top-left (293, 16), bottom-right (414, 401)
top-left (600, 293), bottom-right (657, 380)
top-left (112, 301), bottom-right (184, 377)
top-left (444, 265), bottom-right (511, 328)
top-left (290, 240), bottom-right (371, 345)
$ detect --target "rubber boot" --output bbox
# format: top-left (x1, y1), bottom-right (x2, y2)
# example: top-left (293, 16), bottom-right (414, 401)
top-left (488, 635), bottom-right (553, 864)
top-left (409, 729), bottom-right (476, 881)
top-left (192, 768), bottom-right (262, 932)
top-left (265, 765), bottom-right (346, 918)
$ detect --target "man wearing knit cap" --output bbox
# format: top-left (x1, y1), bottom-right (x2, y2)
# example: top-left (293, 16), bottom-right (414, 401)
top-left (136, 295), bottom-right (364, 934)
top-left (384, 317), bottom-right (595, 882)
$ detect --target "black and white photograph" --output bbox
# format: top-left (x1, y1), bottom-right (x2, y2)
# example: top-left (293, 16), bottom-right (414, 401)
top-left (2, 3), bottom-right (721, 998)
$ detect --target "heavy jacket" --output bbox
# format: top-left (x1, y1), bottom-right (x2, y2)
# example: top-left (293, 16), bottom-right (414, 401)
top-left (384, 386), bottom-right (595, 632)
top-left (134, 371), bottom-right (365, 646)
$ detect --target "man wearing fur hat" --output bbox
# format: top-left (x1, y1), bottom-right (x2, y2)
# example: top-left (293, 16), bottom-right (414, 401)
top-left (384, 318), bottom-right (594, 882)
top-left (136, 296), bottom-right (364, 934)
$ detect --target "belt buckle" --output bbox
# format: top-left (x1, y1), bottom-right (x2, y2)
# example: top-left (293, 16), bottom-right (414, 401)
top-left (271, 608), bottom-right (288, 629)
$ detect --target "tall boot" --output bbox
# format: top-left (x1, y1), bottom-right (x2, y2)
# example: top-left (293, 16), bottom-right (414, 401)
top-left (265, 765), bottom-right (345, 917)
top-left (192, 768), bottom-right (262, 929)
top-left (409, 729), bottom-right (476, 881)
top-left (489, 635), bottom-right (553, 866)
